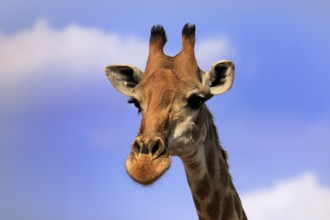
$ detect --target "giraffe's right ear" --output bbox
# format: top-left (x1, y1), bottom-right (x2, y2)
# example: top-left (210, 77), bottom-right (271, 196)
top-left (105, 65), bottom-right (143, 96)
top-left (203, 60), bottom-right (235, 96)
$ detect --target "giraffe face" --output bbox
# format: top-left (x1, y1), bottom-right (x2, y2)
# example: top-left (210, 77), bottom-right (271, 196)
top-left (105, 24), bottom-right (235, 185)
top-left (124, 67), bottom-right (207, 185)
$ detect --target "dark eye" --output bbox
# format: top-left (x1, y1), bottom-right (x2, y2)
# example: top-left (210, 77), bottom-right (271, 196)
top-left (187, 95), bottom-right (205, 110)
top-left (128, 98), bottom-right (142, 113)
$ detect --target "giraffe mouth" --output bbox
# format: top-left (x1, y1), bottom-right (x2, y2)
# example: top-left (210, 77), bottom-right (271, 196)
top-left (126, 151), bottom-right (172, 185)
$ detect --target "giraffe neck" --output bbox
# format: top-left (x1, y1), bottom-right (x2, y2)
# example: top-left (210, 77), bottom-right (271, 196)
top-left (180, 107), bottom-right (247, 220)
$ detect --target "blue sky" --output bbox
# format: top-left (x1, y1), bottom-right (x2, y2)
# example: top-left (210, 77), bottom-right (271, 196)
top-left (0, 0), bottom-right (330, 219)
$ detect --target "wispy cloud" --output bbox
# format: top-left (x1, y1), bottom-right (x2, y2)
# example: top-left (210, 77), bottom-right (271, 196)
top-left (196, 35), bottom-right (236, 70)
top-left (242, 172), bottom-right (330, 220)
top-left (0, 19), bottom-right (148, 87)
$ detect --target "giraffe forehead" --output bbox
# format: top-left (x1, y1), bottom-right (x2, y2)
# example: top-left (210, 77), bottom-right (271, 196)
top-left (137, 69), bottom-right (201, 101)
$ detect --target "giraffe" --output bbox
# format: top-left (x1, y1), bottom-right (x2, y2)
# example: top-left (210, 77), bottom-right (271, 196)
top-left (105, 24), bottom-right (247, 220)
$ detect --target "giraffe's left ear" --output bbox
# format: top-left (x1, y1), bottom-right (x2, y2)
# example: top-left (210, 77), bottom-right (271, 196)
top-left (203, 60), bottom-right (235, 95)
top-left (105, 65), bottom-right (143, 97)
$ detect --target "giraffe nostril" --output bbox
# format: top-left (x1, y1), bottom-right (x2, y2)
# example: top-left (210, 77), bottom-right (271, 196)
top-left (132, 140), bottom-right (141, 155)
top-left (151, 141), bottom-right (160, 155)
top-left (150, 139), bottom-right (166, 159)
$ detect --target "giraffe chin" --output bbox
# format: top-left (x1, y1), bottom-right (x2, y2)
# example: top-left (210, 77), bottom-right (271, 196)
top-left (126, 153), bottom-right (172, 185)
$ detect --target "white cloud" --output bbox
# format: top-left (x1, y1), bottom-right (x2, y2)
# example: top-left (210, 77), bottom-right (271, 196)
top-left (0, 19), bottom-right (148, 88)
top-left (196, 35), bottom-right (235, 70)
top-left (242, 172), bottom-right (330, 220)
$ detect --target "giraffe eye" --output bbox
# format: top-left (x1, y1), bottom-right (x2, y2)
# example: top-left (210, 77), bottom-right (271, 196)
top-left (187, 95), bottom-right (205, 110)
top-left (128, 98), bottom-right (142, 113)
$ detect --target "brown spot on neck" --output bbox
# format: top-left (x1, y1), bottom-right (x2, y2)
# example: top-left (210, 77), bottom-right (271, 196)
top-left (195, 174), bottom-right (211, 200)
top-left (206, 190), bottom-right (221, 219)
top-left (220, 193), bottom-right (234, 219)
top-left (206, 145), bottom-right (216, 178)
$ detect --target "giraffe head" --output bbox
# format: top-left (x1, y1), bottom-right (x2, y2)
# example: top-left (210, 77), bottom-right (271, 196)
top-left (105, 24), bottom-right (235, 185)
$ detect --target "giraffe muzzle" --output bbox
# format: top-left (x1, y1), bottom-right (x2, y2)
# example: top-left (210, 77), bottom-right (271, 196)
top-left (126, 136), bottom-right (171, 185)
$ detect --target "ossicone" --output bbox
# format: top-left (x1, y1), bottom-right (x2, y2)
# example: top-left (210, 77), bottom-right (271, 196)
top-left (149, 25), bottom-right (167, 54)
top-left (182, 23), bottom-right (196, 51)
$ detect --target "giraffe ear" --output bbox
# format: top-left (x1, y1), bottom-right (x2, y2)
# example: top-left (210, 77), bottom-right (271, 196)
top-left (204, 60), bottom-right (235, 95)
top-left (105, 65), bottom-right (143, 96)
